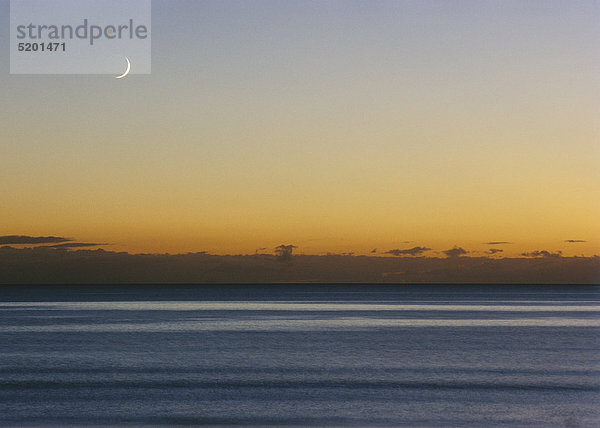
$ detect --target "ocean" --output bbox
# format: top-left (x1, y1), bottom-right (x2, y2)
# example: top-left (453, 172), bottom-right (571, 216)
top-left (0, 284), bottom-right (598, 426)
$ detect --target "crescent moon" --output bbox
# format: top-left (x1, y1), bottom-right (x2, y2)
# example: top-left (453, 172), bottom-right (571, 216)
top-left (114, 57), bottom-right (131, 79)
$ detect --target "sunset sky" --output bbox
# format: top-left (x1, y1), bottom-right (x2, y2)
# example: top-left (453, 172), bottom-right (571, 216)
top-left (1, 0), bottom-right (599, 257)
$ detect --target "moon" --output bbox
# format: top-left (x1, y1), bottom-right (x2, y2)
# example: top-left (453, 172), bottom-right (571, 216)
top-left (114, 57), bottom-right (131, 79)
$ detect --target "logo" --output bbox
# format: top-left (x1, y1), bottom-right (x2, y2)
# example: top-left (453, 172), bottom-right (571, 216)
top-left (10, 0), bottom-right (151, 76)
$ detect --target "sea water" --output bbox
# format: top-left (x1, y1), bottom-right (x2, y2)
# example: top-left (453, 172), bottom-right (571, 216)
top-left (0, 284), bottom-right (598, 426)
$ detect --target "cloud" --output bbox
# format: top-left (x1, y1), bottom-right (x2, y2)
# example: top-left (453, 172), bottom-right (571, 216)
top-left (443, 247), bottom-right (468, 257)
top-left (521, 250), bottom-right (562, 258)
top-left (486, 248), bottom-right (503, 255)
top-left (385, 246), bottom-right (431, 256)
top-left (565, 240), bottom-right (586, 243)
top-left (0, 235), bottom-right (71, 245)
top-left (275, 244), bottom-right (297, 261)
top-left (39, 242), bottom-right (106, 249)
top-left (483, 241), bottom-right (511, 245)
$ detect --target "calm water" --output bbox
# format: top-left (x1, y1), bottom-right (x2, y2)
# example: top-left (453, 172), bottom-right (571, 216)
top-left (0, 284), bottom-right (599, 426)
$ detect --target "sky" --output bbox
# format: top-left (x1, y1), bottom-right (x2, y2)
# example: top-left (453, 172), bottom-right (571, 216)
top-left (1, 0), bottom-right (599, 256)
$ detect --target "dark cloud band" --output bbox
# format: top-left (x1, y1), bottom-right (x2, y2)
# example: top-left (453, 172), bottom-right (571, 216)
top-left (0, 235), bottom-right (71, 245)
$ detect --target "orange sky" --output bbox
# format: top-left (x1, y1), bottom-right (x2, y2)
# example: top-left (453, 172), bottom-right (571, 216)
top-left (1, 1), bottom-right (599, 256)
